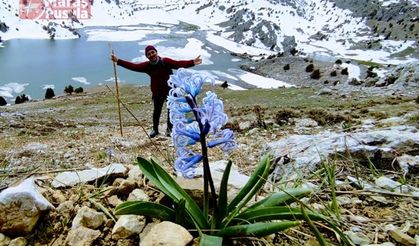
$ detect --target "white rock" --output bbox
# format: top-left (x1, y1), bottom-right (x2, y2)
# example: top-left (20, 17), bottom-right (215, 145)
top-left (127, 189), bottom-right (149, 201)
top-left (71, 206), bottom-right (106, 229)
top-left (375, 176), bottom-right (409, 193)
top-left (8, 237), bottom-right (27, 246)
top-left (127, 165), bottom-right (142, 180)
top-left (0, 233), bottom-right (11, 245)
top-left (345, 231), bottom-right (370, 245)
top-left (111, 215), bottom-right (145, 239)
top-left (346, 215), bottom-right (371, 223)
top-left (140, 221), bottom-right (193, 246)
top-left (265, 126), bottom-right (419, 182)
top-left (51, 163), bottom-right (127, 188)
top-left (238, 121), bottom-right (251, 130)
top-left (108, 195), bottom-right (123, 208)
top-left (396, 154), bottom-right (419, 175)
top-left (294, 118), bottom-right (319, 133)
top-left (65, 226), bottom-right (101, 246)
top-left (0, 178), bottom-right (54, 235)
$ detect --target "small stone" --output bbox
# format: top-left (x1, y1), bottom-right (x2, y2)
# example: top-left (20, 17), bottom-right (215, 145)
top-left (140, 221), bottom-right (193, 246)
top-left (345, 231), bottom-right (370, 245)
top-left (8, 237), bottom-right (27, 246)
top-left (118, 180), bottom-right (137, 196)
top-left (51, 189), bottom-right (67, 204)
top-left (375, 176), bottom-right (408, 193)
top-left (0, 233), bottom-right (11, 245)
top-left (370, 195), bottom-right (389, 204)
top-left (71, 206), bottom-right (106, 229)
top-left (108, 195), bottom-right (123, 207)
top-left (65, 226), bottom-right (101, 246)
top-left (0, 178), bottom-right (53, 235)
top-left (388, 228), bottom-right (416, 246)
top-left (112, 215), bottom-right (145, 239)
top-left (127, 189), bottom-right (149, 201)
top-left (127, 165), bottom-right (142, 181)
top-left (346, 215), bottom-right (370, 223)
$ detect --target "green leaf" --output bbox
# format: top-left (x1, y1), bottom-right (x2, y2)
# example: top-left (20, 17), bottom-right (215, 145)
top-left (222, 155), bottom-right (271, 227)
top-left (115, 201), bottom-right (175, 221)
top-left (136, 157), bottom-right (171, 195)
top-left (215, 160), bottom-right (232, 228)
top-left (245, 187), bottom-right (313, 211)
top-left (199, 234), bottom-right (223, 246)
top-left (301, 205), bottom-right (327, 246)
top-left (216, 221), bottom-right (300, 237)
top-left (233, 206), bottom-right (324, 224)
top-left (227, 154), bottom-right (270, 212)
top-left (175, 199), bottom-right (189, 226)
top-left (138, 157), bottom-right (209, 229)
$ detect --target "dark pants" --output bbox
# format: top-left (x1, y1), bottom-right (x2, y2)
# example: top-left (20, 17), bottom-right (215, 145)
top-left (152, 96), bottom-right (172, 133)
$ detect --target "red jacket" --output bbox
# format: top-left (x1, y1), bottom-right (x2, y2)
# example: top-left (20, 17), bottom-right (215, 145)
top-left (117, 57), bottom-right (195, 98)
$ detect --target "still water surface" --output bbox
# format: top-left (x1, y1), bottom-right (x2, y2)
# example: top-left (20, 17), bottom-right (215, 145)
top-left (0, 27), bottom-right (245, 102)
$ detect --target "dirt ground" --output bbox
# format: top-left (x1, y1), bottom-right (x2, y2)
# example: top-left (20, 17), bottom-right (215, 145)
top-left (0, 80), bottom-right (418, 245)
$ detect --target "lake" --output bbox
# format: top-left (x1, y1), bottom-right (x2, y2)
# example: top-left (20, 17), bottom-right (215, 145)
top-left (0, 25), bottom-right (255, 103)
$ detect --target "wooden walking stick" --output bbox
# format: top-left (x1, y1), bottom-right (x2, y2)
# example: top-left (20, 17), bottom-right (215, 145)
top-left (110, 46), bottom-right (123, 136)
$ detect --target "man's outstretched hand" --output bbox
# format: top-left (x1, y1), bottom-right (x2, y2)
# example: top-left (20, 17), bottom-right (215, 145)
top-left (194, 55), bottom-right (202, 65)
top-left (111, 54), bottom-right (118, 63)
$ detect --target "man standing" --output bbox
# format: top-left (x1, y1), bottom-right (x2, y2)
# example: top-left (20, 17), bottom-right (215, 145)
top-left (111, 45), bottom-right (202, 138)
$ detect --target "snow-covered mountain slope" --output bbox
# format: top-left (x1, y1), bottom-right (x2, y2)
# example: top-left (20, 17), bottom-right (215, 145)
top-left (1, 0), bottom-right (418, 63)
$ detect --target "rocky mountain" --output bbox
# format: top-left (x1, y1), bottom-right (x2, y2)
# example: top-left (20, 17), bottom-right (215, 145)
top-left (1, 0), bottom-right (418, 61)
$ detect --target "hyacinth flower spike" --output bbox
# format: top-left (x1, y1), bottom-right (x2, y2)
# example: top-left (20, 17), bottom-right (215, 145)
top-left (168, 68), bottom-right (236, 216)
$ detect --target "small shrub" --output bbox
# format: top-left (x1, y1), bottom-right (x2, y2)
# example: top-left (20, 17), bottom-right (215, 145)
top-left (360, 108), bottom-right (369, 114)
top-left (341, 67), bottom-right (348, 75)
top-left (306, 108), bottom-right (351, 126)
top-left (370, 111), bottom-right (388, 120)
top-left (384, 76), bottom-right (397, 85)
top-left (330, 70), bottom-right (337, 77)
top-left (283, 64), bottom-right (290, 70)
top-left (253, 105), bottom-right (266, 129)
top-left (310, 69), bottom-right (321, 79)
top-left (45, 88), bottom-right (55, 99)
top-left (305, 63), bottom-right (314, 72)
top-left (275, 108), bottom-right (300, 125)
top-left (0, 96), bottom-right (7, 106)
top-left (64, 85), bottom-right (74, 95)
top-left (407, 113), bottom-right (419, 126)
top-left (75, 87), bottom-right (84, 94)
top-left (224, 120), bottom-right (241, 133)
top-left (15, 94), bottom-right (29, 104)
top-left (366, 70), bottom-right (377, 78)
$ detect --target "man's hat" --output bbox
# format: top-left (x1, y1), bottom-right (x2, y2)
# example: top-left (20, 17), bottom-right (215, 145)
top-left (145, 45), bottom-right (157, 54)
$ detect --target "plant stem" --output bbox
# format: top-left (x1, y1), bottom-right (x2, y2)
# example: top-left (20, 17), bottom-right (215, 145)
top-left (200, 135), bottom-right (218, 217)
top-left (188, 96), bottom-right (218, 224)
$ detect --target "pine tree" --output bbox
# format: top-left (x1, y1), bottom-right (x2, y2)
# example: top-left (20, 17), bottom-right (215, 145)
top-left (45, 88), bottom-right (55, 99)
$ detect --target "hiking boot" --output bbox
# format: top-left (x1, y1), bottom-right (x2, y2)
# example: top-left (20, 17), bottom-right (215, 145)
top-left (149, 130), bottom-right (159, 138)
